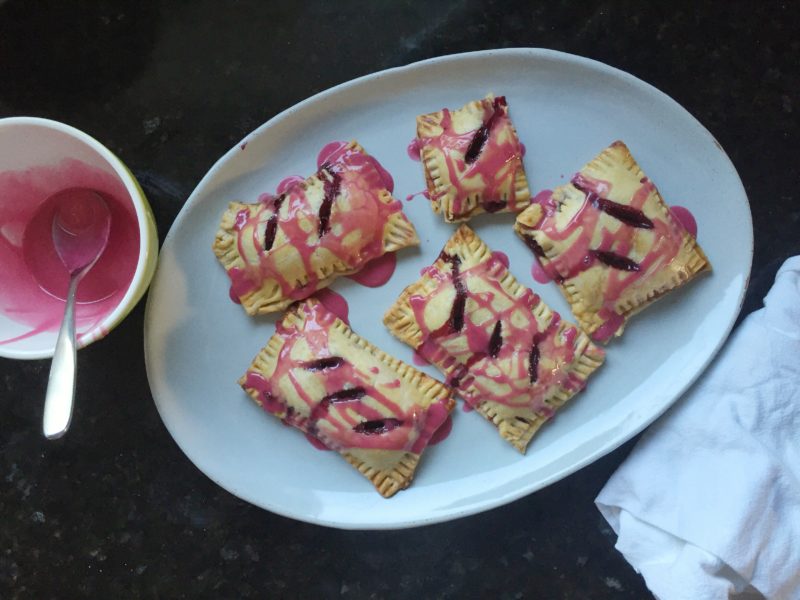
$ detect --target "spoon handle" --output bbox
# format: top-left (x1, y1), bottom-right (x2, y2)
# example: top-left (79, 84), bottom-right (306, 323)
top-left (43, 274), bottom-right (80, 439)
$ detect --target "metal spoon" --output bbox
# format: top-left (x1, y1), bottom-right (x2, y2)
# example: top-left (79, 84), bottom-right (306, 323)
top-left (42, 189), bottom-right (111, 439)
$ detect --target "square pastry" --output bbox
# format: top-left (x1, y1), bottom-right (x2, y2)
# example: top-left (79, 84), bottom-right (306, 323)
top-left (384, 225), bottom-right (605, 453)
top-left (240, 298), bottom-right (455, 498)
top-left (514, 141), bottom-right (710, 342)
top-left (416, 95), bottom-right (530, 222)
top-left (213, 141), bottom-right (419, 315)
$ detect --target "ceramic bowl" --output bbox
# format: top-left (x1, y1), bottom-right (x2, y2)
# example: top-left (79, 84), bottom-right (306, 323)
top-left (0, 117), bottom-right (158, 359)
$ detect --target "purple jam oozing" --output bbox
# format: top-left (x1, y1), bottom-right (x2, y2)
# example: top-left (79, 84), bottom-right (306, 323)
top-left (353, 418), bottom-right (403, 435)
top-left (321, 387), bottom-right (367, 404)
top-left (592, 250), bottom-right (641, 272)
top-left (303, 356), bottom-right (345, 371)
top-left (263, 194), bottom-right (286, 251)
top-left (317, 164), bottom-right (342, 237)
top-left (528, 336), bottom-right (541, 384)
top-left (523, 235), bottom-right (546, 258)
top-left (488, 320), bottom-right (503, 358)
top-left (307, 385), bottom-right (367, 437)
top-left (440, 253), bottom-right (467, 332)
top-left (573, 181), bottom-right (654, 229)
top-left (483, 199), bottom-right (508, 213)
top-left (594, 196), bottom-right (654, 229)
top-left (463, 96), bottom-right (506, 164)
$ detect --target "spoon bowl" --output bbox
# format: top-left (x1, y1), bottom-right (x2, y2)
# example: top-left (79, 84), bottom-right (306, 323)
top-left (51, 189), bottom-right (112, 275)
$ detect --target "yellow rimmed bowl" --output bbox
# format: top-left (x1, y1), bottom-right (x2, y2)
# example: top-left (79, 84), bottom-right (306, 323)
top-left (0, 117), bottom-right (158, 359)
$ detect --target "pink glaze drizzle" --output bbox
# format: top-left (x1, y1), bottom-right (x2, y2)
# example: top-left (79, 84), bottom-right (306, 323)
top-left (520, 170), bottom-right (695, 342)
top-left (405, 189), bottom-right (430, 202)
top-left (409, 254), bottom-right (591, 414)
top-left (227, 142), bottom-right (405, 304)
top-left (241, 301), bottom-right (452, 453)
top-left (418, 96), bottom-right (525, 218)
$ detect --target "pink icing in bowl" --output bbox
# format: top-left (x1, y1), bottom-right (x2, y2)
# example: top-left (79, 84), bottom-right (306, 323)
top-left (0, 117), bottom-right (158, 360)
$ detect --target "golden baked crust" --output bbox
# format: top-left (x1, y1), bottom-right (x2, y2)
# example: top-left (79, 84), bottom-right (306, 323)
top-left (384, 225), bottom-right (604, 453)
top-left (213, 141), bottom-right (419, 315)
top-left (514, 141), bottom-right (710, 342)
top-left (240, 298), bottom-right (455, 498)
top-left (416, 95), bottom-right (530, 222)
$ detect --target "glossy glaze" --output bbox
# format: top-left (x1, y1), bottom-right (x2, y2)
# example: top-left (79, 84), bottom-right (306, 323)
top-left (227, 142), bottom-right (404, 304)
top-left (243, 301), bottom-right (451, 453)
top-left (418, 96), bottom-right (525, 218)
top-left (409, 253), bottom-right (588, 413)
top-left (523, 174), bottom-right (699, 341)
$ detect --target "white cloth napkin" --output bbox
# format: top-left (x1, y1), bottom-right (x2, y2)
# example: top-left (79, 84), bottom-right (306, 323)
top-left (596, 256), bottom-right (800, 600)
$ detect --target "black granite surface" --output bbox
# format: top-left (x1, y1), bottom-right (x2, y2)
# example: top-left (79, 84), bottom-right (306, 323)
top-left (1, 1), bottom-right (797, 598)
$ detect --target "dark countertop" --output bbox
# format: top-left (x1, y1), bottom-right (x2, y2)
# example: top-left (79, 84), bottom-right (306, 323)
top-left (1, 1), bottom-right (797, 598)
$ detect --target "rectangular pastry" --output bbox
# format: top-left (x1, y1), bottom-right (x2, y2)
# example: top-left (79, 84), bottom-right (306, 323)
top-left (240, 298), bottom-right (455, 498)
top-left (416, 95), bottom-right (530, 222)
top-left (514, 141), bottom-right (710, 342)
top-left (384, 225), bottom-right (604, 453)
top-left (213, 141), bottom-right (419, 315)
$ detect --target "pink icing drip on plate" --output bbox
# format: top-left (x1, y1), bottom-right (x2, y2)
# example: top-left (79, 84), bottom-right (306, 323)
top-left (0, 160), bottom-right (140, 345)
top-left (406, 138), bottom-right (421, 162)
top-left (428, 414), bottom-right (452, 445)
top-left (241, 301), bottom-right (451, 453)
top-left (670, 205), bottom-right (698, 238)
top-left (276, 175), bottom-right (305, 195)
top-left (491, 250), bottom-right (509, 269)
top-left (346, 252), bottom-right (396, 287)
top-left (531, 260), bottom-right (552, 284)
